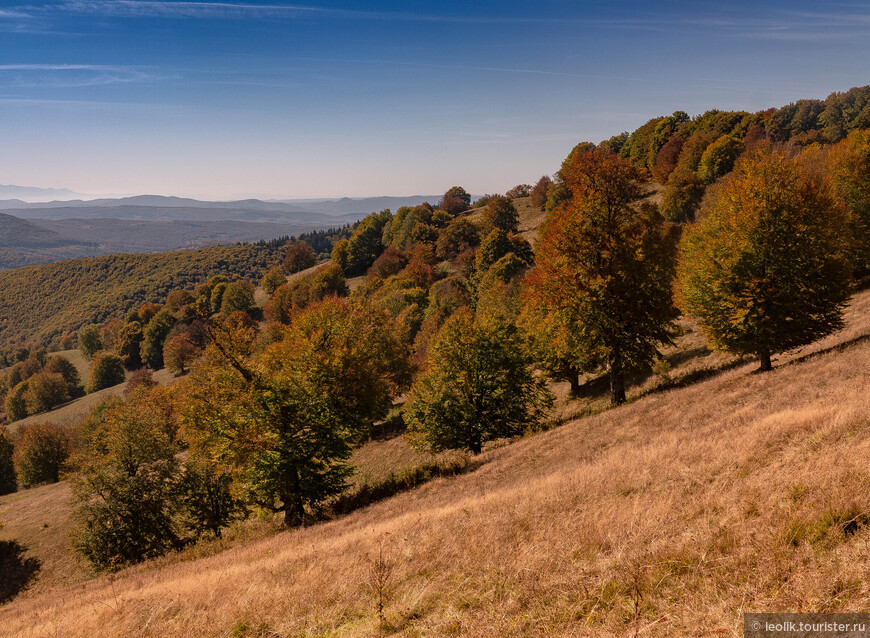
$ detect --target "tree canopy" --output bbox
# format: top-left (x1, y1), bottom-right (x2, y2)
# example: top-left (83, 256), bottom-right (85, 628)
top-left (404, 310), bottom-right (551, 454)
top-left (676, 147), bottom-right (852, 370)
top-left (526, 148), bottom-right (678, 404)
top-left (180, 298), bottom-right (411, 526)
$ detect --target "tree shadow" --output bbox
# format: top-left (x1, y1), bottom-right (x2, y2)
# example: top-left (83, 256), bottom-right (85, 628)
top-left (0, 540), bottom-right (41, 604)
top-left (664, 345), bottom-right (713, 368)
top-left (781, 333), bottom-right (870, 369)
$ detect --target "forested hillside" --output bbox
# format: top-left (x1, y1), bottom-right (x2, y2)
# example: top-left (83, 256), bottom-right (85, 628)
top-left (0, 244), bottom-right (284, 350)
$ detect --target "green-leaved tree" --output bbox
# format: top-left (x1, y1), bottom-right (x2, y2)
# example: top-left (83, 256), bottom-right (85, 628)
top-left (404, 311), bottom-right (552, 454)
top-left (676, 146), bottom-right (852, 371)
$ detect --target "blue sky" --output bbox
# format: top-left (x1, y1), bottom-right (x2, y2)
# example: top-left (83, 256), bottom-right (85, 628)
top-left (1, 1), bottom-right (869, 200)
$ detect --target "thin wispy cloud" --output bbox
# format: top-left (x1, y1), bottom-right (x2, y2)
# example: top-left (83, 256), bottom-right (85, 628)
top-left (43, 0), bottom-right (648, 26)
top-left (0, 9), bottom-right (31, 18)
top-left (0, 64), bottom-right (158, 88)
top-left (56, 1), bottom-right (327, 19)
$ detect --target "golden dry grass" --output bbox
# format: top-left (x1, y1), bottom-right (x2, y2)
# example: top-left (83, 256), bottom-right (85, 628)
top-left (0, 481), bottom-right (84, 598)
top-left (1, 286), bottom-right (868, 636)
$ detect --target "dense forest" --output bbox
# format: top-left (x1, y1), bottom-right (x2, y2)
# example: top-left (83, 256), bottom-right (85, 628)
top-left (0, 244), bottom-right (284, 352)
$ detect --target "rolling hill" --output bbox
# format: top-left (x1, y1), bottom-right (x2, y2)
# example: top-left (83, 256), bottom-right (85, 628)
top-left (0, 213), bottom-right (101, 270)
top-left (0, 243), bottom-right (284, 349)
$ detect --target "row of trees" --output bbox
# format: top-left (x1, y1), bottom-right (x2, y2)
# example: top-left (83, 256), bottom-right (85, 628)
top-left (524, 142), bottom-right (856, 403)
top-left (1, 350), bottom-right (80, 422)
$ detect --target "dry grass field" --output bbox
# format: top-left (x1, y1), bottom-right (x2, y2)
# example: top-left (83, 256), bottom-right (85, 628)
top-left (1, 284), bottom-right (868, 636)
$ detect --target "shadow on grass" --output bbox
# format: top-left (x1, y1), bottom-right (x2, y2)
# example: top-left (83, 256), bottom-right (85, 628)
top-left (0, 540), bottom-right (41, 604)
top-left (780, 333), bottom-right (870, 369)
top-left (324, 455), bottom-right (473, 519)
top-left (639, 357), bottom-right (749, 398)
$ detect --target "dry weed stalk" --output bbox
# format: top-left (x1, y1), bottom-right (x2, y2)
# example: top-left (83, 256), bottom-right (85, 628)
top-left (368, 536), bottom-right (394, 631)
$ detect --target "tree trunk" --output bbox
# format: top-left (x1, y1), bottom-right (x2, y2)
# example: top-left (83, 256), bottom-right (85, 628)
top-left (469, 431), bottom-right (482, 455)
top-left (609, 355), bottom-right (626, 406)
top-left (281, 467), bottom-right (306, 527)
top-left (568, 370), bottom-right (581, 396)
top-left (758, 351), bottom-right (772, 372)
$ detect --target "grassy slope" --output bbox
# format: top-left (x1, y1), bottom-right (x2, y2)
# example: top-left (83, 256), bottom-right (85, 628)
top-left (1, 288), bottom-right (869, 636)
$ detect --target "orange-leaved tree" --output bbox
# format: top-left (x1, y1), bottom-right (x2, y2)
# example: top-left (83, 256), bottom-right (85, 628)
top-left (525, 147), bottom-right (678, 405)
top-left (675, 146), bottom-right (852, 371)
top-left (526, 148), bottom-right (676, 405)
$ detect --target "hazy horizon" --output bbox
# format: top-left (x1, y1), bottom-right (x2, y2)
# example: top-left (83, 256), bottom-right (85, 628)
top-left (2, 0), bottom-right (869, 199)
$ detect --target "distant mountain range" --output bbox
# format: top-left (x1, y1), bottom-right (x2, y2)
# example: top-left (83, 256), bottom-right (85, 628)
top-left (0, 192), bottom-right (444, 270)
top-left (0, 184), bottom-right (82, 202)
top-left (0, 193), bottom-right (442, 220)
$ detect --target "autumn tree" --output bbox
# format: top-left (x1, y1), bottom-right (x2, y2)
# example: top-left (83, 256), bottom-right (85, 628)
top-left (404, 311), bottom-right (551, 454)
top-left (14, 423), bottom-right (70, 487)
top-left (260, 267), bottom-right (287, 295)
top-left (136, 303), bottom-right (161, 326)
top-left (651, 135), bottom-right (684, 184)
top-left (86, 352), bottom-right (126, 393)
top-left (660, 168), bottom-right (705, 223)
top-left (506, 184), bottom-right (531, 198)
top-left (366, 246), bottom-right (407, 280)
top-left (440, 186), bottom-right (472, 215)
top-left (283, 242), bottom-right (317, 274)
top-left (78, 325), bottom-right (102, 360)
top-left (180, 298), bottom-right (411, 526)
top-left (116, 321), bottom-right (144, 370)
top-left (25, 371), bottom-right (69, 414)
top-left (338, 210), bottom-right (392, 276)
top-left (5, 382), bottom-right (29, 422)
top-left (177, 457), bottom-right (245, 539)
top-left (435, 217), bottom-right (480, 261)
top-left (530, 175), bottom-right (553, 211)
top-left (99, 318), bottom-right (125, 352)
top-left (676, 147), bottom-right (852, 371)
top-left (697, 134), bottom-right (743, 184)
top-left (163, 334), bottom-right (200, 376)
top-left (483, 196), bottom-right (519, 234)
top-left (309, 263), bottom-right (349, 300)
top-left (165, 290), bottom-right (195, 313)
top-left (518, 298), bottom-right (585, 394)
top-left (124, 368), bottom-right (157, 395)
top-left (71, 394), bottom-right (183, 569)
top-left (476, 229), bottom-right (533, 275)
top-left (0, 426), bottom-right (16, 495)
top-left (210, 282), bottom-right (228, 314)
top-left (528, 148), bottom-right (678, 405)
top-left (44, 355), bottom-right (80, 396)
top-left (830, 129), bottom-right (870, 279)
top-left (220, 281), bottom-right (256, 317)
top-left (140, 309), bottom-right (178, 369)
